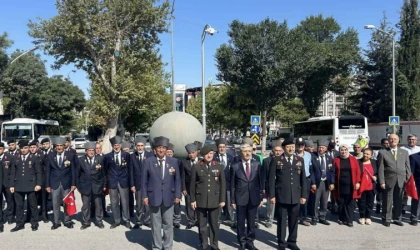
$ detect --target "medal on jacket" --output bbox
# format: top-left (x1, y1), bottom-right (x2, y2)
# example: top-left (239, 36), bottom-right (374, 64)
top-left (4, 161), bottom-right (9, 169)
top-left (169, 166), bottom-right (175, 175)
top-left (212, 169), bottom-right (219, 181)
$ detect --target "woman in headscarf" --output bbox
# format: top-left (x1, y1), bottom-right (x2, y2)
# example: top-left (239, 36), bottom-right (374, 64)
top-left (333, 144), bottom-right (361, 227)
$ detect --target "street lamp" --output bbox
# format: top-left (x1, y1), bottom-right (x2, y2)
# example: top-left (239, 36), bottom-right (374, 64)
top-left (201, 24), bottom-right (218, 134)
top-left (364, 24), bottom-right (396, 133)
top-left (9, 46), bottom-right (39, 65)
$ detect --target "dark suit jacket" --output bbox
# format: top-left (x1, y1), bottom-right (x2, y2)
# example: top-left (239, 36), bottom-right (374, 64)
top-left (104, 151), bottom-right (131, 189)
top-left (309, 152), bottom-right (335, 187)
top-left (268, 154), bottom-right (307, 204)
top-left (130, 151), bottom-right (154, 190)
top-left (76, 155), bottom-right (106, 195)
top-left (65, 147), bottom-right (78, 156)
top-left (10, 154), bottom-right (42, 192)
top-left (141, 156), bottom-right (181, 207)
top-left (230, 159), bottom-right (263, 206)
top-left (214, 152), bottom-right (234, 188)
top-left (45, 151), bottom-right (76, 190)
top-left (262, 157), bottom-right (273, 192)
top-left (1, 153), bottom-right (16, 188)
top-left (181, 158), bottom-right (198, 193)
top-left (190, 160), bottom-right (226, 209)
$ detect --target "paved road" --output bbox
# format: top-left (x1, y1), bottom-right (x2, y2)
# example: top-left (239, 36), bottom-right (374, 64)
top-left (1, 194), bottom-right (420, 250)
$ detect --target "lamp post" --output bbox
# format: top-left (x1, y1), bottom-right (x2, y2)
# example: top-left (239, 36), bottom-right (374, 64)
top-left (364, 24), bottom-right (396, 134)
top-left (9, 46), bottom-right (39, 65)
top-left (201, 24), bottom-right (217, 134)
top-left (85, 109), bottom-right (91, 133)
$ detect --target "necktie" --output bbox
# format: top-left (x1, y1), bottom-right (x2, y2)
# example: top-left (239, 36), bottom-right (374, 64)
top-left (90, 158), bottom-right (94, 167)
top-left (246, 162), bottom-right (251, 180)
top-left (288, 157), bottom-right (292, 164)
top-left (221, 155), bottom-right (226, 168)
top-left (115, 153), bottom-right (120, 166)
top-left (321, 155), bottom-right (326, 178)
top-left (159, 159), bottom-right (164, 178)
top-left (58, 154), bottom-right (62, 166)
top-left (139, 153), bottom-right (143, 161)
top-left (393, 150), bottom-right (397, 160)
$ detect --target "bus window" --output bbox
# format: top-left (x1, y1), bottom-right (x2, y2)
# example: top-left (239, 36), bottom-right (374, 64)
top-left (2, 124), bottom-right (32, 140)
top-left (338, 118), bottom-right (366, 129)
top-left (36, 124), bottom-right (60, 136)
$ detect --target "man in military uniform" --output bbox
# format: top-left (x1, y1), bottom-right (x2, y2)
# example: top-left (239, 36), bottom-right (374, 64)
top-left (141, 136), bottom-right (181, 250)
top-left (181, 143), bottom-right (199, 229)
top-left (7, 139), bottom-right (19, 156)
top-left (39, 138), bottom-right (52, 222)
top-left (64, 137), bottom-right (77, 156)
top-left (130, 136), bottom-right (153, 229)
top-left (190, 145), bottom-right (226, 250)
top-left (77, 142), bottom-right (106, 229)
top-left (45, 137), bottom-right (77, 230)
top-left (9, 140), bottom-right (42, 232)
top-left (269, 138), bottom-right (307, 250)
top-left (41, 138), bottom-right (53, 155)
top-left (0, 142), bottom-right (16, 228)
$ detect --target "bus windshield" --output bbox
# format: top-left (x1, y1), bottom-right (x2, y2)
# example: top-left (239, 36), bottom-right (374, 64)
top-left (338, 117), bottom-right (366, 129)
top-left (2, 123), bottom-right (32, 140)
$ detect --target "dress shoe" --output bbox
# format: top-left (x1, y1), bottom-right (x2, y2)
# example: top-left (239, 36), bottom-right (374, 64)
top-left (347, 222), bottom-right (353, 227)
top-left (64, 222), bottom-right (74, 229)
top-left (97, 222), bottom-right (105, 229)
top-left (31, 224), bottom-right (39, 231)
top-left (186, 224), bottom-right (194, 229)
top-left (265, 223), bottom-right (272, 228)
top-left (80, 224), bottom-right (91, 230)
top-left (310, 220), bottom-right (317, 226)
top-left (124, 221), bottom-right (132, 229)
top-left (51, 223), bottom-right (61, 230)
top-left (299, 221), bottom-right (310, 226)
top-left (0, 225), bottom-right (4, 233)
top-left (174, 223), bottom-right (180, 229)
top-left (10, 225), bottom-right (25, 232)
top-left (245, 242), bottom-right (259, 250)
top-left (8, 221), bottom-right (13, 225)
top-left (359, 218), bottom-right (365, 225)
top-left (410, 221), bottom-right (418, 226)
top-left (110, 223), bottom-right (120, 229)
top-left (43, 219), bottom-right (49, 223)
top-left (132, 224), bottom-right (141, 229)
top-left (337, 220), bottom-right (343, 225)
top-left (383, 222), bottom-right (390, 227)
top-left (393, 221), bottom-right (404, 226)
top-left (365, 219), bottom-right (372, 225)
top-left (287, 244), bottom-right (301, 250)
top-left (319, 220), bottom-right (330, 225)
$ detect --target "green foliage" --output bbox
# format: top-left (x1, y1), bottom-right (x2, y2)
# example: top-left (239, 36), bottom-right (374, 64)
top-left (271, 99), bottom-right (310, 127)
top-left (396, 0), bottom-right (420, 119)
top-left (0, 32), bottom-right (12, 75)
top-left (349, 13), bottom-right (394, 122)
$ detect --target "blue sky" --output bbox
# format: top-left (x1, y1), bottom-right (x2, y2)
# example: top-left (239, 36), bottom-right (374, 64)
top-left (1, 0), bottom-right (401, 97)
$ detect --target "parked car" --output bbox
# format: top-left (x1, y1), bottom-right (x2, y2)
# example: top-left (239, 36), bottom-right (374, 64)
top-left (72, 138), bottom-right (88, 149)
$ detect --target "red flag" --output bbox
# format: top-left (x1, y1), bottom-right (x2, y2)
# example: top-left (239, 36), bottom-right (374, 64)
top-left (104, 187), bottom-right (109, 196)
top-left (358, 170), bottom-right (370, 194)
top-left (63, 191), bottom-right (77, 216)
top-left (405, 175), bottom-right (419, 200)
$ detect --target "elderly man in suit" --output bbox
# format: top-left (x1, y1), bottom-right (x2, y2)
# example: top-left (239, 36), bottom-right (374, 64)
top-left (190, 145), bottom-right (226, 250)
top-left (231, 142), bottom-right (263, 250)
top-left (76, 142), bottom-right (106, 229)
top-left (378, 134), bottom-right (411, 227)
top-left (142, 136), bottom-right (181, 250)
top-left (181, 143), bottom-right (199, 229)
top-left (309, 139), bottom-right (335, 226)
top-left (130, 136), bottom-right (154, 229)
top-left (45, 137), bottom-right (77, 230)
top-left (104, 135), bottom-right (132, 229)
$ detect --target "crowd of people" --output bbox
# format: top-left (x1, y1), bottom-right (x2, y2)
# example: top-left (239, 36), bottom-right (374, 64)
top-left (0, 132), bottom-right (419, 250)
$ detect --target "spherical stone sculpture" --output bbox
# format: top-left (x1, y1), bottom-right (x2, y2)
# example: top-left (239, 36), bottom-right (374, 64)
top-left (149, 111), bottom-right (206, 158)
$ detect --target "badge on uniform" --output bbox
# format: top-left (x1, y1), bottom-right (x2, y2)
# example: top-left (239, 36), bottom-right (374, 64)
top-left (296, 161), bottom-right (302, 167)
top-left (29, 161), bottom-right (32, 168)
top-left (96, 164), bottom-right (101, 170)
top-left (122, 160), bottom-right (127, 167)
top-left (277, 161), bottom-right (283, 169)
top-left (4, 161), bottom-right (9, 169)
top-left (328, 163), bottom-right (332, 169)
top-left (169, 166), bottom-right (175, 175)
top-left (64, 160), bottom-right (71, 167)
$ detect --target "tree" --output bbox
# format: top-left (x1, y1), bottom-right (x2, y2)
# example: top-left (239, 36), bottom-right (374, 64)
top-left (397, 0), bottom-right (420, 120)
top-left (28, 0), bottom-right (170, 152)
top-left (215, 19), bottom-right (294, 152)
top-left (349, 13), bottom-right (394, 122)
top-left (0, 32), bottom-right (12, 76)
top-left (271, 99), bottom-right (309, 127)
top-left (290, 15), bottom-right (360, 117)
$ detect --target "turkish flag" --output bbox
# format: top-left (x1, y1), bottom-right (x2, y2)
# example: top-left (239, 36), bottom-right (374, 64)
top-left (405, 175), bottom-right (419, 200)
top-left (63, 191), bottom-right (77, 216)
top-left (358, 170), bottom-right (371, 195)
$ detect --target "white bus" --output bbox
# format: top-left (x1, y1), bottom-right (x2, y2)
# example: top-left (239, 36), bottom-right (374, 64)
top-left (293, 115), bottom-right (369, 151)
top-left (1, 118), bottom-right (60, 147)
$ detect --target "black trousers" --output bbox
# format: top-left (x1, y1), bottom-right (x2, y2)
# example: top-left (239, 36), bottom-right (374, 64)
top-left (411, 188), bottom-right (420, 221)
top-left (0, 185), bottom-right (15, 223)
top-left (197, 207), bottom-right (220, 249)
top-left (359, 190), bottom-right (374, 219)
top-left (338, 194), bottom-right (355, 223)
top-left (26, 187), bottom-right (49, 222)
top-left (299, 177), bottom-right (312, 220)
top-left (236, 203), bottom-right (258, 246)
top-left (276, 203), bottom-right (300, 248)
top-left (15, 191), bottom-right (38, 226)
top-left (184, 194), bottom-right (196, 225)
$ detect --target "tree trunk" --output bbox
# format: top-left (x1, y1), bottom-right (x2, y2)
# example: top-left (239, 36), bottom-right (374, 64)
top-left (101, 117), bottom-right (118, 154)
top-left (261, 110), bottom-right (267, 156)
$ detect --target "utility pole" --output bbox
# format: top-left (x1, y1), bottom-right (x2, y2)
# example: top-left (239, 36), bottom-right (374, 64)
top-left (170, 0), bottom-right (176, 111)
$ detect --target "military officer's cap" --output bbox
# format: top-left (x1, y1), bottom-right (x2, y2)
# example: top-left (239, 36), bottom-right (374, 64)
top-left (29, 140), bottom-right (37, 146)
top-left (272, 140), bottom-right (283, 148)
top-left (168, 143), bottom-right (175, 151)
top-left (18, 140), bottom-right (30, 148)
top-left (134, 136), bottom-right (147, 145)
top-left (41, 138), bottom-right (50, 144)
top-left (110, 136), bottom-right (123, 145)
top-left (54, 137), bottom-right (67, 145)
top-left (243, 138), bottom-right (254, 147)
top-left (318, 139), bottom-right (329, 147)
top-left (185, 143), bottom-right (198, 153)
top-left (200, 144), bottom-right (215, 156)
top-left (281, 138), bottom-right (295, 147)
top-left (304, 140), bottom-right (314, 147)
top-left (154, 136), bottom-right (170, 148)
top-left (0, 142), bottom-right (4, 148)
top-left (327, 137), bottom-right (336, 147)
top-left (215, 138), bottom-right (228, 146)
top-left (7, 139), bottom-right (16, 144)
top-left (121, 141), bottom-right (131, 149)
top-left (194, 141), bottom-right (203, 150)
top-left (85, 142), bottom-right (96, 150)
top-left (295, 137), bottom-right (305, 146)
